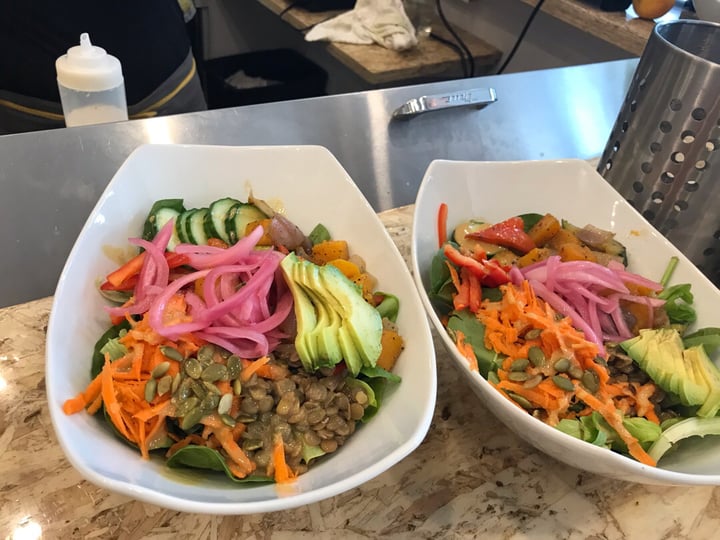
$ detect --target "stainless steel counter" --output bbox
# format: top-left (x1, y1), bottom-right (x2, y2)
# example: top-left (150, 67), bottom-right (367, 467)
top-left (0, 59), bottom-right (637, 307)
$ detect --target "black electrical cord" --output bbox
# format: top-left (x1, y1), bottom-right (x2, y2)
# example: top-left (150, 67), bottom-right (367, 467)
top-left (434, 0), bottom-right (474, 78)
top-left (496, 0), bottom-right (546, 75)
top-left (279, 1), bottom-right (300, 19)
top-left (430, 33), bottom-right (469, 78)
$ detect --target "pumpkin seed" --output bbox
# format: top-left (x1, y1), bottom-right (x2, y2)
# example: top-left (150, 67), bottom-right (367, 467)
top-left (581, 370), bottom-right (600, 393)
top-left (528, 346), bottom-right (546, 367)
top-left (508, 371), bottom-right (529, 382)
top-left (525, 328), bottom-right (542, 340)
top-left (160, 346), bottom-right (184, 362)
top-left (218, 393), bottom-right (234, 416)
top-left (191, 380), bottom-right (208, 399)
top-left (201, 393), bottom-right (220, 411)
top-left (506, 391), bottom-right (533, 409)
top-left (220, 413), bottom-right (237, 427)
top-left (151, 361), bottom-right (171, 379)
top-left (175, 396), bottom-right (200, 417)
top-left (203, 381), bottom-right (221, 395)
top-left (201, 363), bottom-right (227, 382)
top-left (180, 406), bottom-right (205, 430)
top-left (227, 355), bottom-right (241, 379)
top-left (171, 372), bottom-right (182, 395)
top-left (487, 371), bottom-right (500, 385)
top-left (553, 357), bottom-right (570, 373)
top-left (523, 374), bottom-right (543, 389)
top-left (568, 365), bottom-right (584, 380)
top-left (593, 355), bottom-right (608, 367)
top-left (510, 358), bottom-right (530, 372)
top-left (552, 375), bottom-right (575, 391)
top-left (243, 439), bottom-right (264, 451)
top-left (236, 414), bottom-right (257, 423)
top-left (197, 345), bottom-right (215, 364)
top-left (144, 379), bottom-right (157, 403)
top-left (157, 375), bottom-right (173, 396)
top-left (177, 377), bottom-right (194, 400)
top-left (233, 378), bottom-right (242, 395)
top-left (184, 357), bottom-right (202, 379)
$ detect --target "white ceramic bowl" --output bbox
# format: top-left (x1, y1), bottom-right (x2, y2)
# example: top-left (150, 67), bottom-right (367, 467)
top-left (47, 144), bottom-right (436, 514)
top-left (411, 158), bottom-right (720, 485)
top-left (694, 0), bottom-right (720, 23)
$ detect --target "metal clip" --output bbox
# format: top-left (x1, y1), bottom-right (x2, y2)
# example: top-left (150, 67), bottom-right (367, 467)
top-left (391, 88), bottom-right (497, 120)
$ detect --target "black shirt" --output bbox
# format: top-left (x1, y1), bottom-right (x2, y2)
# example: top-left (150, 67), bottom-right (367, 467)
top-left (0, 0), bottom-right (190, 105)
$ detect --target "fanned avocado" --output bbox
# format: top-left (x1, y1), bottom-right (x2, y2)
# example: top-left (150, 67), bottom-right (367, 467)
top-left (687, 345), bottom-right (720, 418)
top-left (280, 253), bottom-right (382, 376)
top-left (621, 328), bottom-right (711, 407)
top-left (297, 262), bottom-right (343, 368)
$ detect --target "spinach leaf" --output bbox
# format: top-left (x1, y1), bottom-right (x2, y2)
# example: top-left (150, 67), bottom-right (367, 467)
top-left (375, 292), bottom-right (400, 323)
top-left (518, 213), bottom-right (544, 232)
top-left (91, 320), bottom-right (132, 377)
top-left (360, 365), bottom-right (401, 384)
top-left (166, 445), bottom-right (272, 484)
top-left (446, 310), bottom-right (503, 377)
top-left (482, 287), bottom-right (503, 302)
top-left (308, 223), bottom-right (331, 245)
top-left (658, 283), bottom-right (697, 325)
top-left (429, 249), bottom-right (455, 314)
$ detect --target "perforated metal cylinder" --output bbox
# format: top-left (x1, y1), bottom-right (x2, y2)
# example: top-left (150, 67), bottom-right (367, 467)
top-left (598, 20), bottom-right (720, 286)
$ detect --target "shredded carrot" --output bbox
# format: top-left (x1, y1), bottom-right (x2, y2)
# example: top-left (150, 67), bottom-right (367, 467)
top-left (446, 261), bottom-right (469, 311)
top-left (575, 386), bottom-right (656, 466)
top-left (271, 433), bottom-right (297, 484)
top-left (166, 434), bottom-right (206, 458)
top-left (455, 330), bottom-right (479, 372)
top-left (62, 396), bottom-right (87, 415)
top-left (240, 356), bottom-right (271, 381)
top-left (459, 279), bottom-right (661, 465)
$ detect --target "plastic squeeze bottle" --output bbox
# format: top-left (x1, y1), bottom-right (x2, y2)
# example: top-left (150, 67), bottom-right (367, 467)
top-left (55, 33), bottom-right (128, 127)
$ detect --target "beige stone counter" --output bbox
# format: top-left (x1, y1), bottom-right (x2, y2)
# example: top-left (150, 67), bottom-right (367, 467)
top-left (519, 0), bottom-right (691, 57)
top-left (2, 205), bottom-right (720, 539)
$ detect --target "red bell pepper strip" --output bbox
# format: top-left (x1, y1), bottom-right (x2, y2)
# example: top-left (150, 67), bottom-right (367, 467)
top-left (437, 202), bottom-right (448, 248)
top-left (443, 244), bottom-right (510, 287)
top-left (467, 216), bottom-right (536, 254)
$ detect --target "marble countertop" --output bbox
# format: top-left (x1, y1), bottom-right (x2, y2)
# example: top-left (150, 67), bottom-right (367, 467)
top-left (2, 205), bottom-right (719, 539)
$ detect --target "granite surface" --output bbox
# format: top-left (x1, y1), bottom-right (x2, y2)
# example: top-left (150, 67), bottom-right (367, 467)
top-left (2, 205), bottom-right (720, 539)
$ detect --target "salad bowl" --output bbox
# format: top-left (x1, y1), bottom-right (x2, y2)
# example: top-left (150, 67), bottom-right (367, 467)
top-left (411, 158), bottom-right (720, 485)
top-left (46, 144), bottom-right (436, 514)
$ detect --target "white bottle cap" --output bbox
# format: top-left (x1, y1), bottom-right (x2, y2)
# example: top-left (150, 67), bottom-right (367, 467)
top-left (55, 33), bottom-right (124, 92)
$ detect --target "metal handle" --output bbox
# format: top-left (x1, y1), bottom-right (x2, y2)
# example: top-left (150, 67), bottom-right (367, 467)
top-left (391, 88), bottom-right (497, 120)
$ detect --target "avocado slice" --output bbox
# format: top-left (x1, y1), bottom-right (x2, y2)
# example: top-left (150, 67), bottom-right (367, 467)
top-left (280, 255), bottom-right (318, 371)
top-left (280, 253), bottom-right (382, 376)
top-left (295, 262), bottom-right (343, 368)
top-left (687, 345), bottom-right (720, 418)
top-left (621, 328), bottom-right (709, 406)
top-left (317, 263), bottom-right (383, 367)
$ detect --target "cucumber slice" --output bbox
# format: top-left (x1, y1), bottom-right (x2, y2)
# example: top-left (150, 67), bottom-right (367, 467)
top-left (207, 198), bottom-right (240, 243)
top-left (142, 199), bottom-right (185, 241)
top-left (176, 209), bottom-right (196, 245)
top-left (154, 208), bottom-right (182, 251)
top-left (225, 203), bottom-right (267, 244)
top-left (188, 208), bottom-right (210, 245)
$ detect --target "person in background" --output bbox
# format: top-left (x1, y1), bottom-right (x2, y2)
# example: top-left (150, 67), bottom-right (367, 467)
top-left (0, 0), bottom-right (207, 134)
